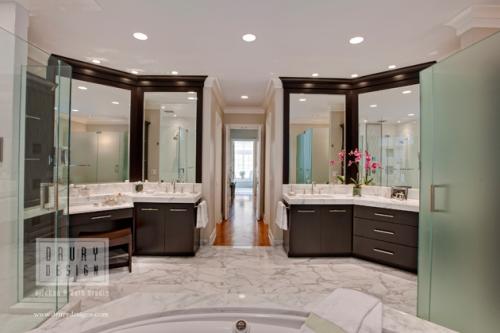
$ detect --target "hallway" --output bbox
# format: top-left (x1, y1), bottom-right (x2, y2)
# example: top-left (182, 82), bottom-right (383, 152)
top-left (214, 193), bottom-right (270, 246)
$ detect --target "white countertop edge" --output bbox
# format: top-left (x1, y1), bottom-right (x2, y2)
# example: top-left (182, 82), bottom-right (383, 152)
top-left (282, 193), bottom-right (419, 212)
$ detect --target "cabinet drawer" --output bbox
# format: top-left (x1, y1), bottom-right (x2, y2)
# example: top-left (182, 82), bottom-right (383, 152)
top-left (71, 208), bottom-right (133, 226)
top-left (353, 236), bottom-right (417, 271)
top-left (354, 205), bottom-right (418, 226)
top-left (353, 218), bottom-right (417, 247)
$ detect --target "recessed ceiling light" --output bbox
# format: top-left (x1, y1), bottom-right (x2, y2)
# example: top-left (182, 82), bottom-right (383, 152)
top-left (364, 119), bottom-right (368, 123)
top-left (388, 65), bottom-right (397, 70)
top-left (397, 120), bottom-right (401, 123)
top-left (402, 90), bottom-right (412, 94)
top-left (299, 98), bottom-right (307, 102)
top-left (130, 69), bottom-right (140, 75)
top-left (78, 86), bottom-right (87, 90)
top-left (188, 96), bottom-right (197, 101)
top-left (112, 101), bottom-right (119, 105)
top-left (161, 105), bottom-right (166, 109)
top-left (187, 91), bottom-right (195, 94)
top-left (349, 36), bottom-right (364, 44)
top-left (241, 95), bottom-right (249, 100)
top-left (242, 33), bottom-right (256, 42)
top-left (173, 114), bottom-right (177, 117)
top-left (171, 70), bottom-right (178, 75)
top-left (91, 59), bottom-right (101, 64)
top-left (312, 73), bottom-right (319, 77)
top-left (133, 32), bottom-right (148, 40)
top-left (408, 113), bottom-right (415, 117)
top-left (72, 109), bottom-right (79, 112)
top-left (370, 104), bottom-right (377, 108)
top-left (351, 74), bottom-right (359, 78)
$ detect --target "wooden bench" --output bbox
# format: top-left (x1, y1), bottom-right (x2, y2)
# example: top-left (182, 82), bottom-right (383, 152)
top-left (79, 228), bottom-right (132, 272)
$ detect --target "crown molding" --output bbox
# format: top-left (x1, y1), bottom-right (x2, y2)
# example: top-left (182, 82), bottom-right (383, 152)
top-left (446, 5), bottom-right (500, 35)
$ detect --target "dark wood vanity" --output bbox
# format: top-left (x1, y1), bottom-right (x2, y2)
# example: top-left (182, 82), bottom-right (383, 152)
top-left (134, 202), bottom-right (200, 256)
top-left (284, 203), bottom-right (418, 271)
top-left (69, 202), bottom-right (200, 258)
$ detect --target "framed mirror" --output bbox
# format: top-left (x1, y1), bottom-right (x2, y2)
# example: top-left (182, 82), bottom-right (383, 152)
top-left (70, 79), bottom-right (131, 184)
top-left (358, 84), bottom-right (420, 188)
top-left (143, 91), bottom-right (198, 183)
top-left (288, 93), bottom-right (346, 184)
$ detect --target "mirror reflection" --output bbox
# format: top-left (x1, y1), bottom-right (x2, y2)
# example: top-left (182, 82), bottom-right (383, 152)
top-left (70, 79), bottom-right (130, 184)
top-left (358, 84), bottom-right (420, 188)
top-left (289, 94), bottom-right (346, 184)
top-left (143, 92), bottom-right (197, 183)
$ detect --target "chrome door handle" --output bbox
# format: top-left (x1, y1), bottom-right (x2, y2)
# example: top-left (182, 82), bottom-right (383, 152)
top-left (297, 210), bottom-right (315, 213)
top-left (374, 213), bottom-right (394, 218)
top-left (373, 229), bottom-right (395, 235)
top-left (170, 208), bottom-right (188, 212)
top-left (329, 209), bottom-right (346, 213)
top-left (373, 248), bottom-right (394, 256)
top-left (91, 215), bottom-right (112, 220)
top-left (430, 184), bottom-right (448, 212)
top-left (141, 208), bottom-right (159, 211)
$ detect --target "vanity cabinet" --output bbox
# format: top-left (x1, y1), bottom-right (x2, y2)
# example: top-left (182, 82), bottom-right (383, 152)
top-left (69, 208), bottom-right (133, 237)
top-left (352, 206), bottom-right (418, 271)
top-left (285, 204), bottom-right (352, 256)
top-left (134, 203), bottom-right (200, 256)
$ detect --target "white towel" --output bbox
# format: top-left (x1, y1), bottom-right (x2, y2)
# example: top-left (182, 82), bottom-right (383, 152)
top-left (196, 200), bottom-right (208, 228)
top-left (301, 288), bottom-right (383, 333)
top-left (275, 201), bottom-right (288, 230)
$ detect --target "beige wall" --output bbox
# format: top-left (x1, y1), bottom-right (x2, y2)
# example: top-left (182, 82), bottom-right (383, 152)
top-left (223, 113), bottom-right (265, 125)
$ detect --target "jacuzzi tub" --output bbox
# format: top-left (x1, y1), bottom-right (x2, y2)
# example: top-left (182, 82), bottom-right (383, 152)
top-left (82, 307), bottom-right (308, 333)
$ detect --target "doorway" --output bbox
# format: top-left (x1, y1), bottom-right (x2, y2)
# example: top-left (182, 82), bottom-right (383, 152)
top-left (214, 125), bottom-right (269, 246)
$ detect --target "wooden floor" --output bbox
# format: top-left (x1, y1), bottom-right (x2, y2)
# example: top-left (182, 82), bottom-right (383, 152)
top-left (214, 194), bottom-right (270, 246)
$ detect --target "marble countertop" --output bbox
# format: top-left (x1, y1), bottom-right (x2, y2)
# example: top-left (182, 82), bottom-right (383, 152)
top-left (282, 193), bottom-right (419, 212)
top-left (69, 192), bottom-right (202, 215)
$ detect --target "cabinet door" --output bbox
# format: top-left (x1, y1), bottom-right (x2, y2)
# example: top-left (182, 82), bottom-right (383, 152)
top-left (320, 205), bottom-right (352, 254)
top-left (164, 204), bottom-right (195, 254)
top-left (289, 206), bottom-right (321, 256)
top-left (134, 204), bottom-right (165, 254)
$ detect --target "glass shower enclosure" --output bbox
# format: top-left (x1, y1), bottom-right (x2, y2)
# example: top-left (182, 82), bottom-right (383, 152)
top-left (418, 32), bottom-right (500, 332)
top-left (0, 26), bottom-right (71, 332)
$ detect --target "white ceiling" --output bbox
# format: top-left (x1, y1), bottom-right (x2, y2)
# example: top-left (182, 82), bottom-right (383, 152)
top-left (19, 0), bottom-right (498, 106)
top-left (359, 84), bottom-right (420, 124)
top-left (290, 93), bottom-right (345, 125)
top-left (71, 79), bottom-right (130, 124)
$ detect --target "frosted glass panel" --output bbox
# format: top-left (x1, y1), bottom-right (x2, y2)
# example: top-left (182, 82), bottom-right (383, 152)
top-left (418, 32), bottom-right (500, 332)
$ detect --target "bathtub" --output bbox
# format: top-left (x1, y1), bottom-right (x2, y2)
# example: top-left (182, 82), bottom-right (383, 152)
top-left (83, 307), bottom-right (309, 333)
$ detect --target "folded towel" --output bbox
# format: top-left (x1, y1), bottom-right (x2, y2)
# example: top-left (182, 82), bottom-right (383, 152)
top-left (196, 200), bottom-right (208, 228)
top-left (275, 201), bottom-right (288, 230)
top-left (301, 288), bottom-right (383, 333)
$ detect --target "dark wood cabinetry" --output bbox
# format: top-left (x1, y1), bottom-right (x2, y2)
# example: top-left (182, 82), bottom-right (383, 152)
top-left (352, 206), bottom-right (418, 271)
top-left (284, 202), bottom-right (418, 271)
top-left (285, 204), bottom-right (352, 257)
top-left (134, 203), bottom-right (200, 256)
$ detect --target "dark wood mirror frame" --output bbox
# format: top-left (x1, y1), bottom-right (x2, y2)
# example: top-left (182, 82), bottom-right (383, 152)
top-left (50, 55), bottom-right (206, 182)
top-left (281, 61), bottom-right (434, 184)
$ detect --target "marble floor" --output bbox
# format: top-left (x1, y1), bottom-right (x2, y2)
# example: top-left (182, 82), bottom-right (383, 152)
top-left (32, 246), bottom-right (455, 333)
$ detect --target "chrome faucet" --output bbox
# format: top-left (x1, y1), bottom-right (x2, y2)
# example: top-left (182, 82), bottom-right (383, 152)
top-left (171, 180), bottom-right (177, 193)
top-left (311, 181), bottom-right (316, 194)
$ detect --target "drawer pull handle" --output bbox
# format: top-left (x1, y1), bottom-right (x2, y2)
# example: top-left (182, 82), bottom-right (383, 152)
top-left (170, 208), bottom-right (188, 212)
top-left (329, 209), bottom-right (346, 213)
top-left (373, 248), bottom-right (394, 256)
top-left (373, 229), bottom-right (395, 235)
top-left (374, 213), bottom-right (394, 218)
top-left (141, 208), bottom-right (159, 211)
top-left (297, 210), bottom-right (315, 213)
top-left (91, 215), bottom-right (111, 220)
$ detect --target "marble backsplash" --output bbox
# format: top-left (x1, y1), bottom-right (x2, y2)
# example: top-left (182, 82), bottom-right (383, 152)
top-left (283, 184), bottom-right (419, 201)
top-left (69, 182), bottom-right (202, 206)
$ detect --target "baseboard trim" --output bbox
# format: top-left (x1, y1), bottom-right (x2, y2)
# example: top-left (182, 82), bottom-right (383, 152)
top-left (268, 228), bottom-right (283, 246)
